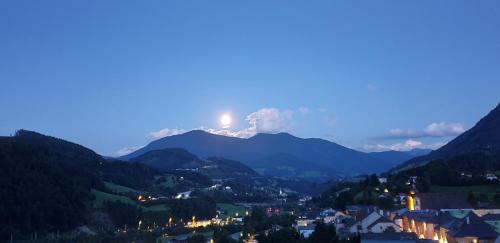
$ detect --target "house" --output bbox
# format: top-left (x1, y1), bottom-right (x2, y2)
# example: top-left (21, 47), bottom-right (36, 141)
top-left (296, 218), bottom-right (316, 227)
top-left (360, 232), bottom-right (429, 243)
top-left (400, 210), bottom-right (454, 239)
top-left (174, 190), bottom-right (191, 199)
top-left (264, 224), bottom-right (284, 236)
top-left (408, 192), bottom-right (471, 211)
top-left (401, 210), bottom-right (499, 242)
top-left (320, 208), bottom-right (348, 224)
top-left (320, 208), bottom-right (336, 216)
top-left (345, 211), bottom-right (397, 234)
top-left (360, 232), bottom-right (437, 243)
top-left (298, 196), bottom-right (312, 206)
top-left (346, 205), bottom-right (379, 219)
top-left (486, 173), bottom-right (498, 181)
top-left (229, 231), bottom-right (243, 241)
top-left (294, 216), bottom-right (317, 238)
top-left (208, 184), bottom-right (222, 190)
top-left (481, 213), bottom-right (500, 234)
top-left (397, 193), bottom-right (408, 206)
top-left (367, 216), bottom-right (401, 233)
top-left (296, 224), bottom-right (315, 238)
top-left (444, 212), bottom-right (499, 243)
top-left (232, 217), bottom-right (243, 224)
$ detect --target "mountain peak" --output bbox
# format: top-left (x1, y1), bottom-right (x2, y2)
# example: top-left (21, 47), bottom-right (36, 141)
top-left (250, 132), bottom-right (297, 139)
top-left (184, 129), bottom-right (209, 135)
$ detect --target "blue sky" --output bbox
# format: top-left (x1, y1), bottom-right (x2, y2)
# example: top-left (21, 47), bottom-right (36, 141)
top-left (1, 1), bottom-right (499, 156)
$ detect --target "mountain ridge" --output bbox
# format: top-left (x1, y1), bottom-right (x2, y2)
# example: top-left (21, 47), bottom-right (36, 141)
top-left (128, 147), bottom-right (259, 178)
top-left (120, 130), bottom-right (426, 177)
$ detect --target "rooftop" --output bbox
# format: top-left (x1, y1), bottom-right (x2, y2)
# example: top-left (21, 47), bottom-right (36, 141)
top-left (417, 193), bottom-right (471, 210)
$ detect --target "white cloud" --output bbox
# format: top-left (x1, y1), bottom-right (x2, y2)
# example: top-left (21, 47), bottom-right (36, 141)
top-left (423, 122), bottom-right (465, 137)
top-left (113, 128), bottom-right (185, 157)
top-left (148, 128), bottom-right (186, 140)
top-left (298, 107), bottom-right (309, 115)
top-left (115, 107), bottom-right (304, 156)
top-left (141, 108), bottom-right (296, 143)
top-left (379, 122), bottom-right (465, 139)
top-left (203, 108), bottom-right (294, 138)
top-left (363, 139), bottom-right (445, 152)
top-left (247, 108), bottom-right (293, 134)
top-left (114, 145), bottom-right (145, 157)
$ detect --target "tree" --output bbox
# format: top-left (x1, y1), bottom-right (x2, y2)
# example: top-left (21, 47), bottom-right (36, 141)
top-left (377, 196), bottom-right (394, 210)
top-left (308, 223), bottom-right (337, 243)
top-left (467, 191), bottom-right (478, 207)
top-left (335, 191), bottom-right (353, 210)
top-left (257, 228), bottom-right (301, 243)
top-left (494, 193), bottom-right (500, 206)
top-left (187, 234), bottom-right (207, 243)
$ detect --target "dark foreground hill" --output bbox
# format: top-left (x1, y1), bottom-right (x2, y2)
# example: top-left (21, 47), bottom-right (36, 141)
top-left (121, 131), bottom-right (425, 178)
top-left (393, 103), bottom-right (500, 172)
top-left (0, 130), bottom-right (159, 241)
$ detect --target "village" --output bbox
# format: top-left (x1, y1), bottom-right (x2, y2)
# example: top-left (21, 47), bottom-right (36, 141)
top-left (112, 172), bottom-right (500, 243)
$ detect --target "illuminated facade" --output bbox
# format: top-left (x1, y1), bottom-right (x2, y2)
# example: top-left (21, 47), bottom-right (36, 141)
top-left (399, 211), bottom-right (498, 243)
top-left (407, 191), bottom-right (421, 211)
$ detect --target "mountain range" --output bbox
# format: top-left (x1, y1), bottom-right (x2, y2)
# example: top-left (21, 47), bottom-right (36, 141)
top-left (121, 130), bottom-right (429, 178)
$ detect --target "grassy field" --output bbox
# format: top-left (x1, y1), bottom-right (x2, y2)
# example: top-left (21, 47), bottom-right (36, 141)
top-left (155, 174), bottom-right (177, 188)
top-left (92, 189), bottom-right (139, 207)
top-left (91, 189), bottom-right (169, 212)
top-left (145, 204), bottom-right (170, 212)
top-left (217, 203), bottom-right (247, 218)
top-left (298, 171), bottom-right (327, 178)
top-left (159, 231), bottom-right (214, 242)
top-left (104, 181), bottom-right (139, 194)
top-left (353, 190), bottom-right (380, 201)
top-left (430, 185), bottom-right (500, 199)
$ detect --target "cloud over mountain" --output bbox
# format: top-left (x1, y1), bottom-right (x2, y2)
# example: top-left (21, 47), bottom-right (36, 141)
top-left (148, 128), bottom-right (187, 140)
top-left (363, 139), bottom-right (444, 152)
top-left (378, 122), bottom-right (465, 139)
top-left (115, 145), bottom-right (145, 157)
top-left (113, 108), bottom-right (296, 155)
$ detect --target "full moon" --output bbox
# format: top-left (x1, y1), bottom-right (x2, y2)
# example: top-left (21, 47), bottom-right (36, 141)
top-left (220, 114), bottom-right (232, 128)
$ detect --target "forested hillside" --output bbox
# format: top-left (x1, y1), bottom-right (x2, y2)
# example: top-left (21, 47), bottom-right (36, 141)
top-left (0, 130), bottom-right (161, 241)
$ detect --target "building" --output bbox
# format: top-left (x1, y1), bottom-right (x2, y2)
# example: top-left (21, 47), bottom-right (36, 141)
top-left (444, 212), bottom-right (499, 243)
top-left (361, 232), bottom-right (433, 243)
top-left (367, 216), bottom-right (401, 233)
top-left (320, 208), bottom-right (348, 224)
top-left (344, 211), bottom-right (401, 234)
top-left (174, 190), bottom-right (191, 199)
top-left (482, 213), bottom-right (500, 234)
top-left (297, 224), bottom-right (316, 238)
top-left (400, 210), bottom-right (499, 242)
top-left (407, 192), bottom-right (471, 211)
top-left (294, 216), bottom-right (317, 238)
top-left (296, 218), bottom-right (316, 227)
top-left (486, 173), bottom-right (498, 181)
top-left (346, 205), bottom-right (379, 219)
top-left (400, 210), bottom-right (454, 239)
top-left (346, 211), bottom-right (382, 234)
